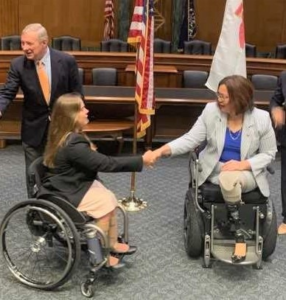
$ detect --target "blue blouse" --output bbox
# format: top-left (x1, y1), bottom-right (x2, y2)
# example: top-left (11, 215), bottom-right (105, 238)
top-left (219, 128), bottom-right (242, 162)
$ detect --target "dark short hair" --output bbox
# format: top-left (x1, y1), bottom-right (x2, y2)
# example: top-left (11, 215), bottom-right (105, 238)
top-left (218, 75), bottom-right (254, 115)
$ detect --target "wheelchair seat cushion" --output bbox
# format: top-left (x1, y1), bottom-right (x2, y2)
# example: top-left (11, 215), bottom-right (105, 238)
top-left (200, 182), bottom-right (268, 204)
top-left (38, 194), bottom-right (88, 225)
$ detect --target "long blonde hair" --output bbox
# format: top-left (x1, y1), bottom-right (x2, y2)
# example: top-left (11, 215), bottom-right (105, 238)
top-left (44, 93), bottom-right (84, 168)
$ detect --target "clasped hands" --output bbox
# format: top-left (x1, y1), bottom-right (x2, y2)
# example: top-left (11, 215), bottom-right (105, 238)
top-left (142, 149), bottom-right (162, 168)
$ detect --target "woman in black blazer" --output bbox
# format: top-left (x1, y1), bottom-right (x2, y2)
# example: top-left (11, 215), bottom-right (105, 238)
top-left (39, 93), bottom-right (153, 267)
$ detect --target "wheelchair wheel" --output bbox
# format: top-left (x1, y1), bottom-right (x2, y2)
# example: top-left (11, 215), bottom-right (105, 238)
top-left (0, 199), bottom-right (81, 290)
top-left (262, 201), bottom-right (277, 260)
top-left (184, 189), bottom-right (203, 257)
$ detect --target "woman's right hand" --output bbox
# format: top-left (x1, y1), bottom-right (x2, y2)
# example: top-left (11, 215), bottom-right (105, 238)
top-left (142, 150), bottom-right (156, 167)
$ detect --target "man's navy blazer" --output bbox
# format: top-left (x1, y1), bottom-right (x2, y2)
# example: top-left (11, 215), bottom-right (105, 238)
top-left (270, 70), bottom-right (286, 146)
top-left (0, 48), bottom-right (83, 147)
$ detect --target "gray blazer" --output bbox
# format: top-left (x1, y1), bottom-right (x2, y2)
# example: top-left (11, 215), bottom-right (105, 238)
top-left (168, 102), bottom-right (277, 197)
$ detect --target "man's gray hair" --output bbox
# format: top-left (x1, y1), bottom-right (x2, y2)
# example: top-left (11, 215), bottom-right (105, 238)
top-left (22, 23), bottom-right (48, 42)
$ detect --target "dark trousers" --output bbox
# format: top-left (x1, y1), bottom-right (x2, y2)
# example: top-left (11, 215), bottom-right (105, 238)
top-left (281, 145), bottom-right (286, 223)
top-left (22, 142), bottom-right (45, 198)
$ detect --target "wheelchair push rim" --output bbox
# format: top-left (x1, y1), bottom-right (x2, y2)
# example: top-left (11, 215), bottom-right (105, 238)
top-left (0, 199), bottom-right (81, 290)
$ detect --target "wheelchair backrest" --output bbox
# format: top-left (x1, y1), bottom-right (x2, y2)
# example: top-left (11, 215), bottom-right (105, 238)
top-left (28, 156), bottom-right (87, 225)
top-left (28, 157), bottom-right (46, 198)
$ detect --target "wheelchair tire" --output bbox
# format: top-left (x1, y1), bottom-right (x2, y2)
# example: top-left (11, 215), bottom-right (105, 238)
top-left (184, 189), bottom-right (203, 258)
top-left (0, 199), bottom-right (81, 290)
top-left (262, 201), bottom-right (277, 260)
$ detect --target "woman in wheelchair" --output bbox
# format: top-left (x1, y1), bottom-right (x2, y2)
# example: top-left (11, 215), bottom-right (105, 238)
top-left (38, 93), bottom-right (153, 268)
top-left (152, 75), bottom-right (277, 263)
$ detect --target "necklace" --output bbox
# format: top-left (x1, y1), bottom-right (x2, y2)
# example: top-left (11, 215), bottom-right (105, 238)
top-left (228, 128), bottom-right (242, 141)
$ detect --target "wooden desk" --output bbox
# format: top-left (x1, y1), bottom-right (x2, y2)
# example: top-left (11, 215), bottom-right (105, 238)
top-left (0, 86), bottom-right (274, 149)
top-left (125, 64), bottom-right (178, 87)
top-left (0, 51), bottom-right (285, 87)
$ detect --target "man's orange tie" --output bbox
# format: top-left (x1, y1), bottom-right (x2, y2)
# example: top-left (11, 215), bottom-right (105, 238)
top-left (36, 61), bottom-right (50, 104)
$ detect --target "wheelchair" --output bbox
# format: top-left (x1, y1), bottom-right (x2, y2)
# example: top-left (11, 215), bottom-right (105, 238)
top-left (0, 157), bottom-right (132, 297)
top-left (184, 151), bottom-right (277, 269)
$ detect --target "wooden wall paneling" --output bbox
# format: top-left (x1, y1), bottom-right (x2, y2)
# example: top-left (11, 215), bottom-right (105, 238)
top-left (0, 0), bottom-right (19, 36)
top-left (195, 0), bottom-right (225, 49)
top-left (18, 0), bottom-right (105, 49)
top-left (281, 0), bottom-right (286, 44)
top-left (0, 52), bottom-right (286, 86)
top-left (153, 0), bottom-right (172, 40)
top-left (244, 0), bottom-right (285, 53)
top-left (195, 0), bottom-right (286, 53)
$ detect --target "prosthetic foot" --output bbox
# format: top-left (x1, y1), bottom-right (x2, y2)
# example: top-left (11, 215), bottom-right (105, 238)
top-left (227, 204), bottom-right (247, 263)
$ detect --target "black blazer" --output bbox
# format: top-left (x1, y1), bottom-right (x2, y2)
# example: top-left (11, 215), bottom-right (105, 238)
top-left (39, 133), bottom-right (143, 207)
top-left (0, 48), bottom-right (83, 147)
top-left (270, 71), bottom-right (286, 146)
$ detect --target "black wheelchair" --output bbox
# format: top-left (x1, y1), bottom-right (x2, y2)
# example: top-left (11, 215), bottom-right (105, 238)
top-left (184, 151), bottom-right (277, 268)
top-left (0, 157), bottom-right (132, 297)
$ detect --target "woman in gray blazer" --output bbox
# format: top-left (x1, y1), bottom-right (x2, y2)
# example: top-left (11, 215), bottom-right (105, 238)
top-left (153, 75), bottom-right (277, 262)
top-left (39, 93), bottom-right (153, 268)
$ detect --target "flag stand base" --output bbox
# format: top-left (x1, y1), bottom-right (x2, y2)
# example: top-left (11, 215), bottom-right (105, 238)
top-left (118, 190), bottom-right (147, 212)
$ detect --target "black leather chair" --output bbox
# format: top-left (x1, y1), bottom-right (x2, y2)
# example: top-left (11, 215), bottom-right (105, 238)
top-left (91, 68), bottom-right (117, 86)
top-left (1, 35), bottom-right (21, 50)
top-left (245, 43), bottom-right (257, 57)
top-left (183, 40), bottom-right (212, 55)
top-left (154, 38), bottom-right (171, 53)
top-left (100, 39), bottom-right (128, 52)
top-left (78, 68), bottom-right (84, 85)
top-left (251, 74), bottom-right (278, 90)
top-left (89, 67), bottom-right (132, 152)
top-left (275, 44), bottom-right (286, 59)
top-left (183, 70), bottom-right (208, 88)
top-left (51, 35), bottom-right (81, 51)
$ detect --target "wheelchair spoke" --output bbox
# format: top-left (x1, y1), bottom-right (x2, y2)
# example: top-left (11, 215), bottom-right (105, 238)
top-left (1, 200), bottom-right (81, 290)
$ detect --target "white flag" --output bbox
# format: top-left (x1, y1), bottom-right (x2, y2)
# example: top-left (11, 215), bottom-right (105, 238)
top-left (206, 0), bottom-right (246, 92)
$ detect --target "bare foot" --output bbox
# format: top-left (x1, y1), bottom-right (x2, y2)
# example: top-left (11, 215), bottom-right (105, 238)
top-left (278, 223), bottom-right (286, 235)
top-left (108, 255), bottom-right (120, 267)
top-left (112, 242), bottom-right (129, 253)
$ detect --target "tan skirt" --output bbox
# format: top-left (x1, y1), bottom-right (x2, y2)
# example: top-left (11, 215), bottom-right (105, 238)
top-left (77, 180), bottom-right (118, 219)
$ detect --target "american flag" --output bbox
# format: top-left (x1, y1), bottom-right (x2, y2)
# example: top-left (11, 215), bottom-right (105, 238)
top-left (128, 0), bottom-right (155, 138)
top-left (103, 0), bottom-right (114, 40)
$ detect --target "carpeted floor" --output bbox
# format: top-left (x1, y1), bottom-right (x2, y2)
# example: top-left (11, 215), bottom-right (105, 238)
top-left (0, 142), bottom-right (286, 300)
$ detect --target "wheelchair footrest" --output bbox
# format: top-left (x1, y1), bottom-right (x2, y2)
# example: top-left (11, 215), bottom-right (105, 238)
top-left (211, 241), bottom-right (261, 265)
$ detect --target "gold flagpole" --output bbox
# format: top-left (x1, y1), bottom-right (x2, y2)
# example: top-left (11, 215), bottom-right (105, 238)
top-left (119, 102), bottom-right (147, 211)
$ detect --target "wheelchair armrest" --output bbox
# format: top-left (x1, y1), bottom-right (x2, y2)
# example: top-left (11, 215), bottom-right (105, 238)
top-left (266, 165), bottom-right (275, 175)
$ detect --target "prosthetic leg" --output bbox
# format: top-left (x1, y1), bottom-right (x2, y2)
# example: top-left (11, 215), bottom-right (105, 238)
top-left (227, 204), bottom-right (247, 262)
top-left (219, 171), bottom-right (247, 263)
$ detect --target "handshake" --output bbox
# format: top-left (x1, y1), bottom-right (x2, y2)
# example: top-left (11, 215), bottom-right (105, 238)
top-left (141, 145), bottom-right (171, 168)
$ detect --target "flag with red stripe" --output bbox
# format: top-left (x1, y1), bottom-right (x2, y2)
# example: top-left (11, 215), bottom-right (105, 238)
top-left (128, 0), bottom-right (155, 138)
top-left (206, 0), bottom-right (246, 91)
top-left (103, 0), bottom-right (115, 40)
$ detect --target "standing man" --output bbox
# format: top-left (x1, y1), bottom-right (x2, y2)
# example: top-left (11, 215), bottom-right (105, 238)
top-left (0, 23), bottom-right (83, 197)
top-left (270, 71), bottom-right (286, 234)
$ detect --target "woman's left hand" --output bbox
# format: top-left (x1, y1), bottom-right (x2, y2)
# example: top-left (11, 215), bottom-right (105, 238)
top-left (221, 160), bottom-right (250, 171)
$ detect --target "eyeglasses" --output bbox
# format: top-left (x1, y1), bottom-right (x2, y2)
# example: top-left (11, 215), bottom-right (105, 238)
top-left (216, 92), bottom-right (229, 101)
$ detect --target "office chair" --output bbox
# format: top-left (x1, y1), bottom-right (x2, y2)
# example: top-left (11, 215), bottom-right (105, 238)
top-left (91, 68), bottom-right (117, 86)
top-left (1, 35), bottom-right (21, 50)
top-left (251, 74), bottom-right (278, 90)
top-left (154, 38), bottom-right (171, 53)
top-left (183, 70), bottom-right (209, 88)
top-left (100, 39), bottom-right (128, 52)
top-left (51, 35), bottom-right (81, 51)
top-left (78, 68), bottom-right (84, 85)
top-left (245, 43), bottom-right (257, 58)
top-left (183, 40), bottom-right (212, 55)
top-left (275, 44), bottom-right (286, 59)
